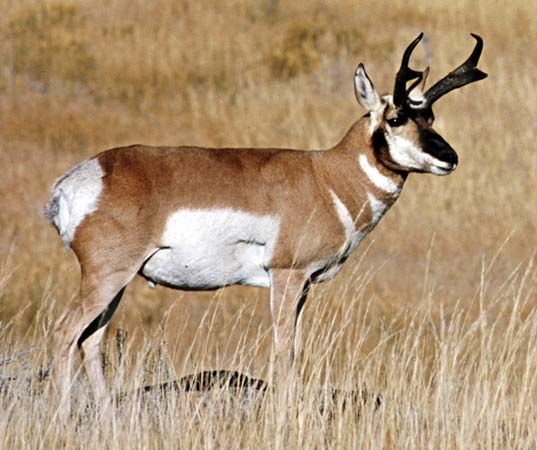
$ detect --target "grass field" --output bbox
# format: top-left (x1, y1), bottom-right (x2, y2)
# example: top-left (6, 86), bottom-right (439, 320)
top-left (1, 0), bottom-right (536, 448)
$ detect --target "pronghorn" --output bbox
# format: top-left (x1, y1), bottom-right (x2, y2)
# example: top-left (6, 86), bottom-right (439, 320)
top-left (45, 33), bottom-right (486, 413)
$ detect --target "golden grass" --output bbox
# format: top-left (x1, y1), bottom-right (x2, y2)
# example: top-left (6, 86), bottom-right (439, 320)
top-left (1, 261), bottom-right (537, 448)
top-left (1, 0), bottom-right (536, 447)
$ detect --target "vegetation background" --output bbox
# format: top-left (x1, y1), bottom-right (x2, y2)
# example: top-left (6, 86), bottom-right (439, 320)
top-left (0, 0), bottom-right (536, 448)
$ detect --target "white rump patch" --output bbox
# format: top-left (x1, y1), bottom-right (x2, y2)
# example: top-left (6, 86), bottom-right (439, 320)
top-left (358, 154), bottom-right (401, 195)
top-left (142, 209), bottom-right (280, 290)
top-left (47, 158), bottom-right (104, 246)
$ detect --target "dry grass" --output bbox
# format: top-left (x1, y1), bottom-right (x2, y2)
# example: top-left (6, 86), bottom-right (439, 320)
top-left (0, 0), bottom-right (536, 448)
top-left (2, 262), bottom-right (537, 448)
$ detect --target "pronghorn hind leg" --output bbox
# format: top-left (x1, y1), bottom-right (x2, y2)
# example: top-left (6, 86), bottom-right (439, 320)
top-left (78, 287), bottom-right (125, 401)
top-left (52, 254), bottom-right (143, 419)
top-left (268, 269), bottom-right (310, 383)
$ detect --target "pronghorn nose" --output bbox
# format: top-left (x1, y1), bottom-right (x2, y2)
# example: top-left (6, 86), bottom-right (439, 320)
top-left (420, 129), bottom-right (458, 165)
top-left (438, 146), bottom-right (458, 165)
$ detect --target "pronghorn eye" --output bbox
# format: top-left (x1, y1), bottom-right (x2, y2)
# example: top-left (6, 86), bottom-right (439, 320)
top-left (387, 115), bottom-right (408, 128)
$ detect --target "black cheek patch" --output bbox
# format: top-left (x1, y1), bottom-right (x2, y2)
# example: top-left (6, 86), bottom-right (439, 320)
top-left (372, 128), bottom-right (388, 155)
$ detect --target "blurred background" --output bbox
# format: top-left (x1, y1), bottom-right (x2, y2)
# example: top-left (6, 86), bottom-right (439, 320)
top-left (0, 0), bottom-right (535, 379)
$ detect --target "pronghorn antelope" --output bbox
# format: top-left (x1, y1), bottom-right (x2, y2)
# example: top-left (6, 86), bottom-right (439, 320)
top-left (45, 33), bottom-right (486, 412)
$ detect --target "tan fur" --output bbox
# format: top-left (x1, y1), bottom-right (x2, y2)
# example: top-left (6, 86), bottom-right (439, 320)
top-left (72, 119), bottom-right (403, 270)
top-left (49, 115), bottom-right (409, 419)
top-left (45, 33), bottom-right (486, 420)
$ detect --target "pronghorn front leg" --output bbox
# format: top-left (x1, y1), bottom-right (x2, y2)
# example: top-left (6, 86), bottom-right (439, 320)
top-left (269, 269), bottom-right (310, 381)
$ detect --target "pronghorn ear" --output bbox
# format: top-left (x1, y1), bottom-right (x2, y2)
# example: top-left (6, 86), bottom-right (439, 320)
top-left (354, 64), bottom-right (382, 112)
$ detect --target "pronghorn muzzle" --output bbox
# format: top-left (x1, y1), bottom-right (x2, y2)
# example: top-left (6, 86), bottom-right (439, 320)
top-left (419, 128), bottom-right (458, 168)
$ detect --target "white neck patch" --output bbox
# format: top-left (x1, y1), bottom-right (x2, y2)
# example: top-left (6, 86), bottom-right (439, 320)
top-left (367, 192), bottom-right (388, 225)
top-left (358, 154), bottom-right (401, 195)
top-left (329, 190), bottom-right (367, 254)
top-left (330, 190), bottom-right (355, 242)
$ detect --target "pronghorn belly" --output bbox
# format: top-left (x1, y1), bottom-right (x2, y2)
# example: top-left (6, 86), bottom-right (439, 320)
top-left (141, 209), bottom-right (280, 290)
top-left (141, 246), bottom-right (271, 289)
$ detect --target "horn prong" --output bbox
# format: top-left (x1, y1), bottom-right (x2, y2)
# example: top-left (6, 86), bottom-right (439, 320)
top-left (393, 33), bottom-right (425, 108)
top-left (424, 33), bottom-right (488, 106)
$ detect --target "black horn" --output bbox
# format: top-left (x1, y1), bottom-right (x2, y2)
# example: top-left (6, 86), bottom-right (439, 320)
top-left (393, 33), bottom-right (424, 108)
top-left (424, 33), bottom-right (487, 105)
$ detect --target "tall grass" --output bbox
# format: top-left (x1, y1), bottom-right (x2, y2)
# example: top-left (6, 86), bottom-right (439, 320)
top-left (1, 0), bottom-right (536, 447)
top-left (1, 256), bottom-right (536, 448)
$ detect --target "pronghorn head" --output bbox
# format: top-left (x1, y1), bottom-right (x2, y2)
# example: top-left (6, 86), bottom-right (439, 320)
top-left (354, 33), bottom-right (487, 176)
